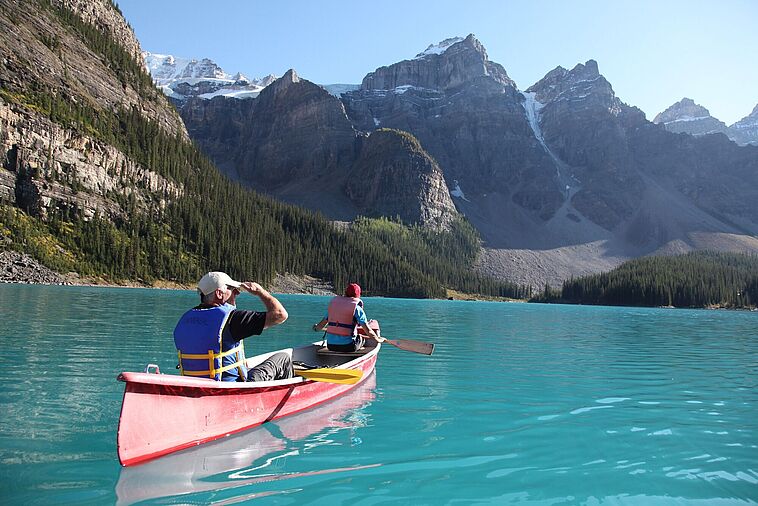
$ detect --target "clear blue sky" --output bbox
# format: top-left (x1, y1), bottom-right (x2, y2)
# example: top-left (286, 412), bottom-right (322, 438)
top-left (118, 0), bottom-right (757, 124)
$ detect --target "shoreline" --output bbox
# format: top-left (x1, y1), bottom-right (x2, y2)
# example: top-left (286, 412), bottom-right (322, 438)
top-left (2, 250), bottom-right (754, 309)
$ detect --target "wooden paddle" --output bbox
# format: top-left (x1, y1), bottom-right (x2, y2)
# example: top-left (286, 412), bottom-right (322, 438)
top-left (295, 367), bottom-right (363, 385)
top-left (382, 338), bottom-right (435, 355)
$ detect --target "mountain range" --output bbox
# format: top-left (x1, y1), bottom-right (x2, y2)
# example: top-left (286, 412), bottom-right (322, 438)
top-left (148, 47), bottom-right (758, 149)
top-left (143, 52), bottom-right (277, 100)
top-left (153, 35), bottom-right (758, 287)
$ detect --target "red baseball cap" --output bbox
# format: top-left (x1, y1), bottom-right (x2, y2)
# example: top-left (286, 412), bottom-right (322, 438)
top-left (345, 283), bottom-right (361, 298)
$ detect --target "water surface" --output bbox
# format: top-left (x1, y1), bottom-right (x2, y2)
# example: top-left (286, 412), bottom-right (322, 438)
top-left (0, 284), bottom-right (756, 504)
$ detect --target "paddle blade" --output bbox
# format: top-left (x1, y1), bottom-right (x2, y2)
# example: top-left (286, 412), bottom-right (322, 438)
top-left (385, 339), bottom-right (435, 355)
top-left (295, 368), bottom-right (363, 385)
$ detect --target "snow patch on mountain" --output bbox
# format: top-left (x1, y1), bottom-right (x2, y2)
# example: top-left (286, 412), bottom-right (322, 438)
top-left (321, 84), bottom-right (360, 97)
top-left (415, 37), bottom-right (464, 59)
top-left (451, 180), bottom-right (470, 201)
top-left (663, 115), bottom-right (711, 124)
top-left (142, 52), bottom-right (275, 100)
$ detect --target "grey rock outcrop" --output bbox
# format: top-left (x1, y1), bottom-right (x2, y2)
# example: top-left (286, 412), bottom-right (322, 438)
top-left (362, 34), bottom-right (515, 91)
top-left (348, 129), bottom-right (457, 229)
top-left (526, 60), bottom-right (648, 231)
top-left (236, 70), bottom-right (357, 189)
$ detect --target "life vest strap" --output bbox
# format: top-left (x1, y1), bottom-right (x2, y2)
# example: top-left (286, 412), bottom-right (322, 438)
top-left (178, 343), bottom-right (242, 360)
top-left (178, 343), bottom-right (245, 379)
top-left (179, 360), bottom-right (246, 377)
top-left (328, 322), bottom-right (355, 329)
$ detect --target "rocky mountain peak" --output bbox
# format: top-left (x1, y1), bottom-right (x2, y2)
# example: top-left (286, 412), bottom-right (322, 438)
top-left (232, 72), bottom-right (249, 85)
top-left (257, 74), bottom-right (278, 87)
top-left (653, 97), bottom-right (712, 124)
top-left (415, 36), bottom-right (465, 58)
top-left (727, 103), bottom-right (758, 146)
top-left (653, 97), bottom-right (728, 137)
top-left (361, 33), bottom-right (514, 92)
top-left (282, 68), bottom-right (300, 83)
top-left (526, 59), bottom-right (611, 105)
top-left (264, 69), bottom-right (300, 97)
top-left (182, 58), bottom-right (225, 79)
top-left (732, 103), bottom-right (758, 123)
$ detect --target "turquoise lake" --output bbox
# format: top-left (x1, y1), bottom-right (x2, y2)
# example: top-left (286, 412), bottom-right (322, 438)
top-left (0, 283), bottom-right (756, 505)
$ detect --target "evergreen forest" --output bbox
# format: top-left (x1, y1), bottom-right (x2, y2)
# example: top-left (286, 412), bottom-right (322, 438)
top-left (550, 252), bottom-right (758, 308)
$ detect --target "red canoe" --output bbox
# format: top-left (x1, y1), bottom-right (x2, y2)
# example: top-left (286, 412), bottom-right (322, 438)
top-left (116, 339), bottom-right (380, 466)
top-left (115, 373), bottom-right (378, 504)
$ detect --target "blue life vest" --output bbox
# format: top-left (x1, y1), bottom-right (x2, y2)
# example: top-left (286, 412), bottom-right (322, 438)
top-left (173, 303), bottom-right (247, 381)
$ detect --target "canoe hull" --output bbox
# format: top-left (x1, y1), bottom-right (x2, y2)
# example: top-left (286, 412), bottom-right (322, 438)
top-left (117, 342), bottom-right (379, 466)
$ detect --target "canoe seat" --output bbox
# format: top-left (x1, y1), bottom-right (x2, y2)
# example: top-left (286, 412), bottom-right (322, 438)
top-left (316, 346), bottom-right (372, 357)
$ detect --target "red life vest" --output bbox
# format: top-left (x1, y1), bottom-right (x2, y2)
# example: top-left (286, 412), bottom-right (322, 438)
top-left (327, 296), bottom-right (362, 336)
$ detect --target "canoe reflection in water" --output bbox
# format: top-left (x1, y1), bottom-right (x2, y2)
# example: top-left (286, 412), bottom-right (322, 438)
top-left (116, 372), bottom-right (378, 505)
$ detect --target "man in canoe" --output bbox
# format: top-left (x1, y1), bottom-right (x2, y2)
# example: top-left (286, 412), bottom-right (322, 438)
top-left (312, 283), bottom-right (384, 352)
top-left (174, 271), bottom-right (294, 381)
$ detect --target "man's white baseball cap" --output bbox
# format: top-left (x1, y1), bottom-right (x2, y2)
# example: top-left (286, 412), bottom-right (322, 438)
top-left (197, 271), bottom-right (241, 295)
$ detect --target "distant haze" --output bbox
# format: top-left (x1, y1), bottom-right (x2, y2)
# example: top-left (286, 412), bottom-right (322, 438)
top-left (118, 0), bottom-right (757, 125)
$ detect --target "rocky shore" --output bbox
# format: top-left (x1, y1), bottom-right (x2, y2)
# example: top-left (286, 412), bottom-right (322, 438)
top-left (0, 250), bottom-right (335, 295)
top-left (0, 251), bottom-right (69, 285)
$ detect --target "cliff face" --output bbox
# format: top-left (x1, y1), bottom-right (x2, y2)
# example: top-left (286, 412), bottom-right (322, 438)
top-left (1, 100), bottom-right (179, 220)
top-left (53, 0), bottom-right (142, 62)
top-left (0, 0), bottom-right (185, 220)
top-left (177, 70), bottom-right (361, 219)
top-left (526, 60), bottom-right (648, 231)
top-left (235, 70), bottom-right (357, 188)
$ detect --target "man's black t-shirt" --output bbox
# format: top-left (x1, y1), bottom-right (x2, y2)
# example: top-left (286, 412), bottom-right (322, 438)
top-left (226, 309), bottom-right (266, 341)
